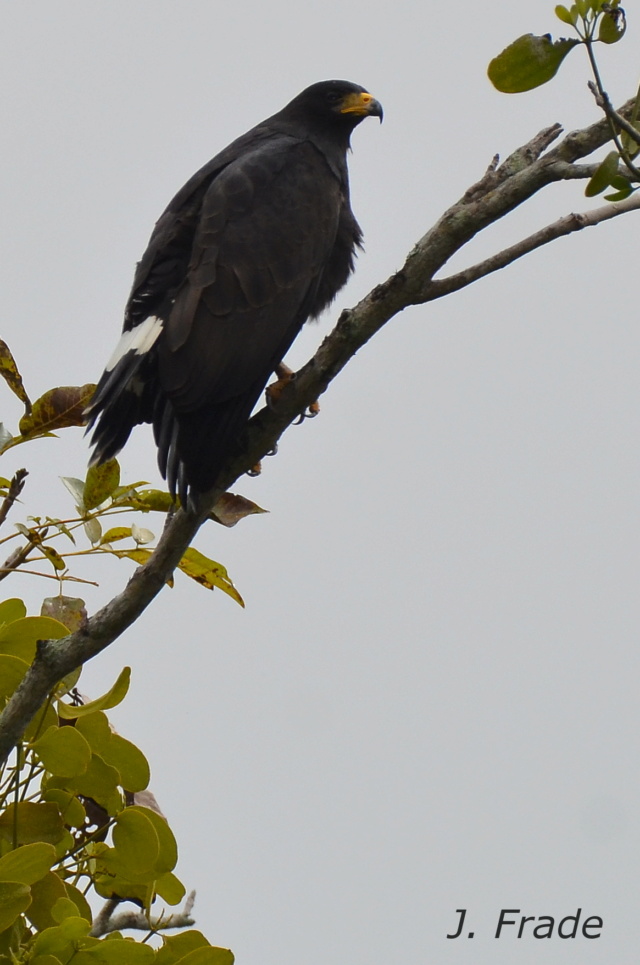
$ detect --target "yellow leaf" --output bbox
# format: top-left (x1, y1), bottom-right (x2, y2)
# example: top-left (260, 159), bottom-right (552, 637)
top-left (57, 667), bottom-right (131, 719)
top-left (84, 459), bottom-right (120, 510)
top-left (0, 339), bottom-right (31, 410)
top-left (111, 548), bottom-right (153, 566)
top-left (178, 548), bottom-right (244, 606)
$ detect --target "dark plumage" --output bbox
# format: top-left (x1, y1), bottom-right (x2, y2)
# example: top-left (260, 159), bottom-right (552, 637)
top-left (86, 80), bottom-right (382, 505)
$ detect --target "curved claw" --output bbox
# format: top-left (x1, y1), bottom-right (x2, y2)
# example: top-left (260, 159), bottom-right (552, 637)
top-left (294, 401), bottom-right (320, 424)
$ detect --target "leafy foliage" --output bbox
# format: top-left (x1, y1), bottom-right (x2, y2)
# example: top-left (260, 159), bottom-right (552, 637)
top-left (488, 0), bottom-right (626, 94)
top-left (488, 0), bottom-right (638, 203)
top-left (0, 344), bottom-right (257, 961)
top-left (488, 34), bottom-right (580, 93)
top-left (0, 611), bottom-right (234, 961)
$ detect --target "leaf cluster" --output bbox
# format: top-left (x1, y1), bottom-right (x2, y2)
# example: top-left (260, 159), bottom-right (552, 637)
top-left (0, 346), bottom-right (242, 960)
top-left (0, 341), bottom-right (260, 606)
top-left (0, 599), bottom-right (233, 962)
top-left (487, 0), bottom-right (638, 201)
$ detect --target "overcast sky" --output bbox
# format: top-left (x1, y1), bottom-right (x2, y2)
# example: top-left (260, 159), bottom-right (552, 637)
top-left (1, 2), bottom-right (639, 963)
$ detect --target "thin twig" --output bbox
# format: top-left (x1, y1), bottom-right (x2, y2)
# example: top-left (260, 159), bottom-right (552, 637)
top-left (0, 469), bottom-right (28, 530)
top-left (0, 566), bottom-right (98, 585)
top-left (588, 81), bottom-right (640, 148)
top-left (423, 193), bottom-right (640, 300)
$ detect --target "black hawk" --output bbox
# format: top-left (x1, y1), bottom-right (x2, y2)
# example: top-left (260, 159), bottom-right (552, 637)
top-left (86, 80), bottom-right (382, 505)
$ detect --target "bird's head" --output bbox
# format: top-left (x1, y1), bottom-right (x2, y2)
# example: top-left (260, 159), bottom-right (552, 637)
top-left (284, 80), bottom-right (383, 131)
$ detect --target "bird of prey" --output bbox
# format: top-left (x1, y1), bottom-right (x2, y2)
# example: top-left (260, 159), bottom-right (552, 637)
top-left (86, 80), bottom-right (382, 506)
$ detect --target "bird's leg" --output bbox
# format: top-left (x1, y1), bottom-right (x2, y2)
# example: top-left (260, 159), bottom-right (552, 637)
top-left (266, 363), bottom-right (320, 421)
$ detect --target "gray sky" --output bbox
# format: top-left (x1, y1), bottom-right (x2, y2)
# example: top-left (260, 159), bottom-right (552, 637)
top-left (1, 2), bottom-right (639, 962)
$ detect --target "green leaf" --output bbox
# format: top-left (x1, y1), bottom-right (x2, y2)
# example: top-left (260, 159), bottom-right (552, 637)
top-left (0, 920), bottom-right (26, 963)
top-left (0, 654), bottom-right (30, 699)
top-left (157, 932), bottom-right (212, 965)
top-left (604, 184), bottom-right (634, 201)
top-left (179, 948), bottom-right (235, 965)
top-left (93, 871), bottom-right (151, 906)
top-left (46, 517), bottom-right (77, 543)
top-left (154, 871), bottom-right (186, 906)
top-left (74, 710), bottom-right (112, 752)
top-left (0, 615), bottom-right (69, 665)
top-left (54, 665), bottom-right (82, 698)
top-left (25, 870), bottom-right (66, 931)
top-left (52, 829), bottom-right (74, 861)
top-left (103, 734), bottom-right (150, 793)
top-left (58, 915), bottom-right (92, 940)
top-left (112, 809), bottom-right (160, 875)
top-left (598, 7), bottom-right (626, 43)
top-left (0, 598), bottom-right (26, 627)
top-left (18, 384), bottom-right (96, 438)
top-left (555, 4), bottom-right (577, 25)
top-left (24, 701), bottom-right (59, 743)
top-left (62, 880), bottom-right (92, 923)
top-left (51, 897), bottom-right (82, 923)
top-left (488, 33), bottom-right (580, 92)
top-left (0, 842), bottom-right (56, 885)
top-left (99, 803), bottom-right (177, 884)
top-left (69, 754), bottom-right (123, 813)
top-left (0, 881), bottom-right (32, 932)
top-left (31, 917), bottom-right (91, 960)
top-left (130, 805), bottom-right (177, 874)
top-left (585, 149), bottom-right (619, 196)
top-left (0, 803), bottom-right (65, 846)
top-left (0, 340), bottom-right (31, 411)
top-left (114, 488), bottom-right (174, 513)
top-left (82, 938), bottom-right (156, 963)
top-left (83, 459), bottom-right (121, 511)
top-left (41, 789), bottom-right (86, 828)
top-left (33, 726), bottom-right (92, 778)
top-left (41, 545), bottom-right (66, 572)
top-left (178, 548), bottom-right (244, 607)
top-left (57, 667), bottom-right (131, 718)
top-left (31, 922), bottom-right (75, 960)
top-left (100, 527), bottom-right (133, 545)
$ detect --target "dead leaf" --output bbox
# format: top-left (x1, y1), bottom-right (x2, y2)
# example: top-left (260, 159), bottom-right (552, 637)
top-left (0, 340), bottom-right (31, 411)
top-left (19, 384), bottom-right (96, 437)
top-left (211, 492), bottom-right (268, 527)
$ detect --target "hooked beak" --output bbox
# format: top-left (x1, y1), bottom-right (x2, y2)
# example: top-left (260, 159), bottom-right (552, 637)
top-left (340, 90), bottom-right (383, 122)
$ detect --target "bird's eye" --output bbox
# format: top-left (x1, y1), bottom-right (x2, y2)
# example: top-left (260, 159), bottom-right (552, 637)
top-left (326, 90), bottom-right (343, 105)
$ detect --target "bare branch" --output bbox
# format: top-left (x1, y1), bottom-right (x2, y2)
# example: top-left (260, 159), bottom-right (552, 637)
top-left (0, 468), bottom-right (27, 531)
top-left (588, 80), bottom-right (640, 146)
top-left (90, 890), bottom-right (197, 937)
top-left (424, 193), bottom-right (640, 300)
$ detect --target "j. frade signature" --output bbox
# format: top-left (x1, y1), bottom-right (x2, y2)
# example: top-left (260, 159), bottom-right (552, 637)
top-left (446, 907), bottom-right (603, 940)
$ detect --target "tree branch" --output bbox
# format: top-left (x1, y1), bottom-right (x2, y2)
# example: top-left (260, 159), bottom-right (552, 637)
top-left (1, 97), bottom-right (639, 766)
top-left (0, 468), bottom-right (27, 531)
top-left (424, 192), bottom-right (640, 300)
top-left (90, 891), bottom-right (196, 937)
